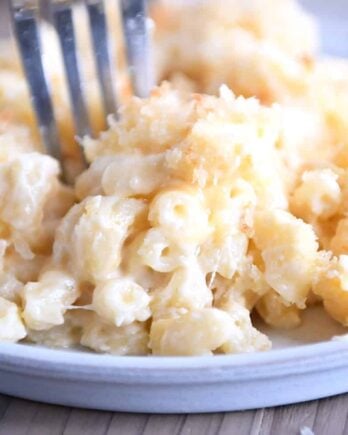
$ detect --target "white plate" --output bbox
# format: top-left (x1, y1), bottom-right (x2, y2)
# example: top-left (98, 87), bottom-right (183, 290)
top-left (1, 0), bottom-right (348, 414)
top-left (0, 307), bottom-right (348, 413)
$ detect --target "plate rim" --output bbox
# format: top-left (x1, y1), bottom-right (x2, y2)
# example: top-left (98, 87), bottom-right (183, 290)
top-left (1, 340), bottom-right (348, 384)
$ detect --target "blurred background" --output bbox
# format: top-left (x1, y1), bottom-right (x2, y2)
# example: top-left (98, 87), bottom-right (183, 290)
top-left (0, 0), bottom-right (348, 56)
top-left (301, 0), bottom-right (348, 56)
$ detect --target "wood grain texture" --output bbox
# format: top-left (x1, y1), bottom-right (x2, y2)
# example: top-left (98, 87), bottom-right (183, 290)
top-left (63, 409), bottom-right (112, 435)
top-left (0, 394), bottom-right (347, 435)
top-left (0, 5), bottom-right (10, 39)
top-left (313, 396), bottom-right (348, 435)
top-left (268, 401), bottom-right (319, 435)
top-left (107, 413), bottom-right (148, 435)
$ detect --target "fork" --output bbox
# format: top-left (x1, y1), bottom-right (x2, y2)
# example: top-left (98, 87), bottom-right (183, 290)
top-left (8, 0), bottom-right (153, 176)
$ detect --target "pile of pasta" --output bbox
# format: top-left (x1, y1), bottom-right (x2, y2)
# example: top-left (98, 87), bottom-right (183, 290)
top-left (1, 0), bottom-right (348, 355)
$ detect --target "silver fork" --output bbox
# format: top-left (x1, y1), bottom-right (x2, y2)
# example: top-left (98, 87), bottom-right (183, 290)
top-left (8, 0), bottom-right (153, 176)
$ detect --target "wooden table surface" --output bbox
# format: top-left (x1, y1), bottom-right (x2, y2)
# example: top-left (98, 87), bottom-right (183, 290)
top-left (0, 393), bottom-right (347, 435)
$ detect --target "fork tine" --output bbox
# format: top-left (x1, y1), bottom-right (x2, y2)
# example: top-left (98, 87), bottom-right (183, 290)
top-left (120, 0), bottom-right (153, 98)
top-left (86, 0), bottom-right (118, 118)
top-left (8, 0), bottom-right (62, 163)
top-left (49, 0), bottom-right (91, 142)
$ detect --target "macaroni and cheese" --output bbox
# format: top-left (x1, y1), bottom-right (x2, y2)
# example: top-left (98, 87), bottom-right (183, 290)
top-left (1, 0), bottom-right (348, 355)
